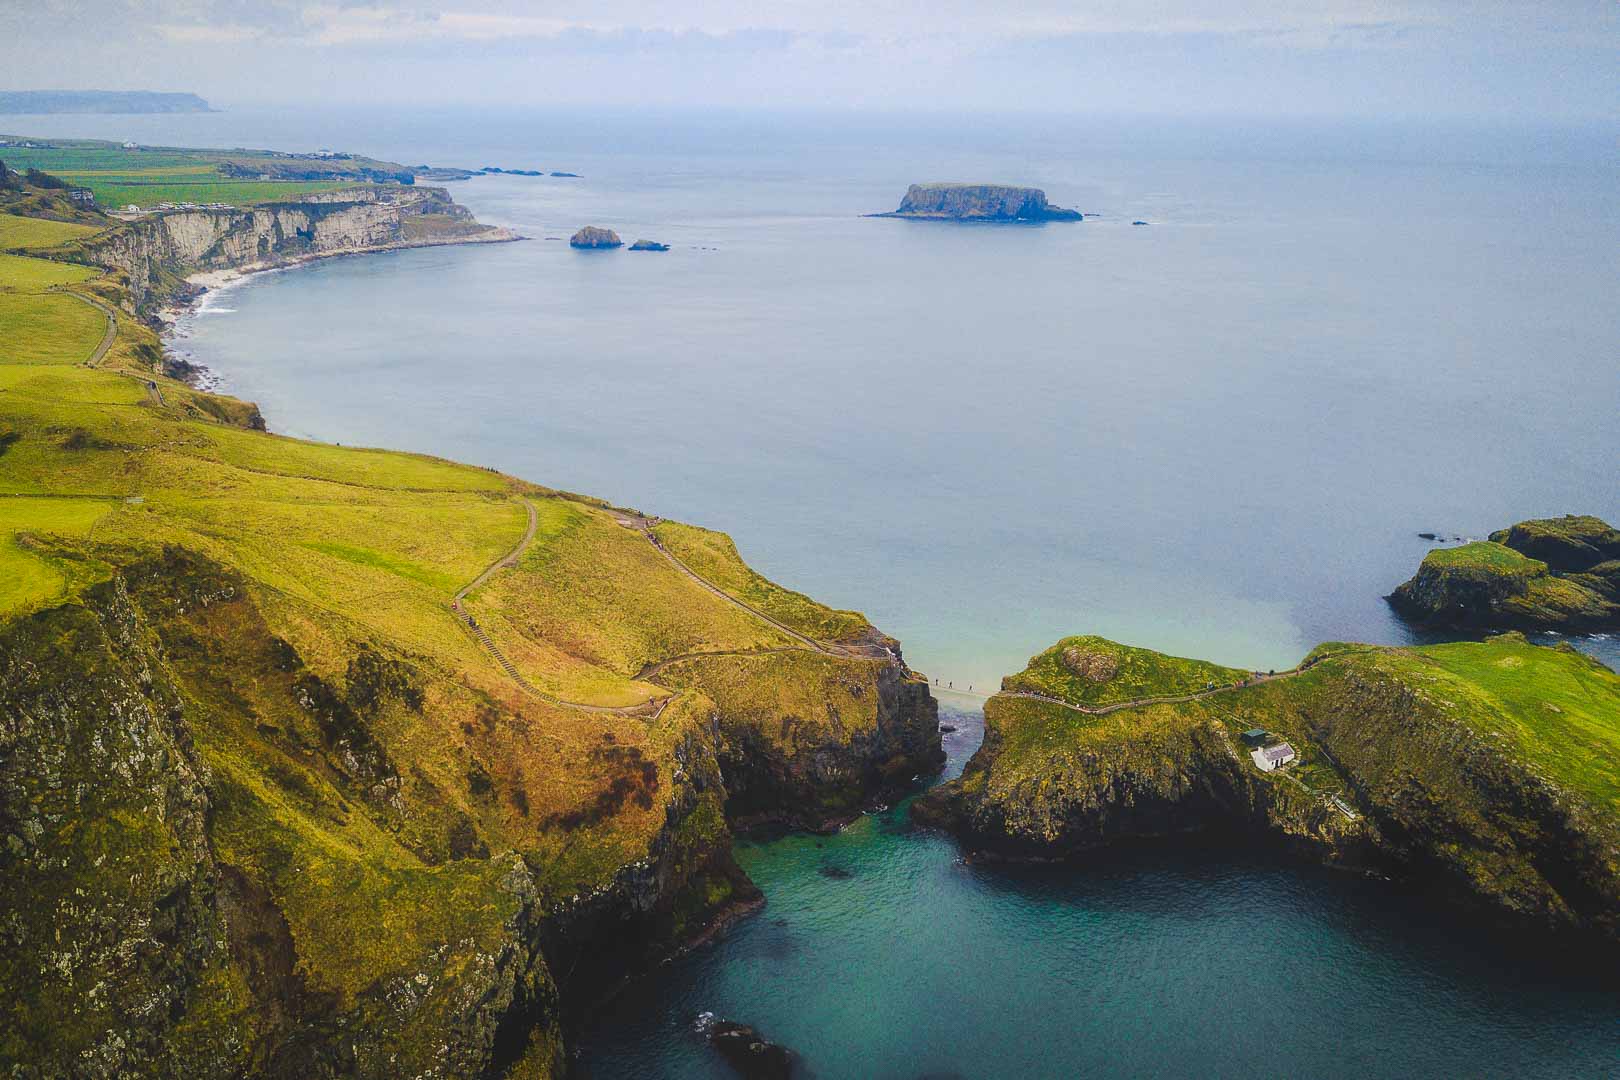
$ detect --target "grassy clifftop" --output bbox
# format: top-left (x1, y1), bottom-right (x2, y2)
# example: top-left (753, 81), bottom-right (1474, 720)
top-left (1390, 516), bottom-right (1620, 632)
top-left (918, 632), bottom-right (1620, 941)
top-left (0, 195), bottom-right (938, 1076)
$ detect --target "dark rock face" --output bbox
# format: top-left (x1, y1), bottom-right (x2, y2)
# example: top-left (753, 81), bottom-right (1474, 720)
top-left (703, 659), bottom-right (944, 832)
top-left (1489, 516), bottom-right (1620, 574)
top-left (628, 239), bottom-right (670, 251)
top-left (876, 183), bottom-right (1082, 222)
top-left (708, 1021), bottom-right (794, 1079)
top-left (569, 225), bottom-right (622, 248)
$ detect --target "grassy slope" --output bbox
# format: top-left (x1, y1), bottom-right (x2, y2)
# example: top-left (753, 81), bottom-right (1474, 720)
top-left (1, 203), bottom-right (912, 1070)
top-left (1000, 633), bottom-right (1247, 706)
top-left (0, 213), bottom-right (99, 250)
top-left (652, 520), bottom-right (874, 643)
top-left (1422, 540), bottom-right (1543, 573)
top-left (0, 251), bottom-right (107, 365)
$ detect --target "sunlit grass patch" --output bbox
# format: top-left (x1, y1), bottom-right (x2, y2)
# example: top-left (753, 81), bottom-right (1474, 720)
top-left (0, 495), bottom-right (116, 614)
top-left (0, 291), bottom-right (105, 364)
top-left (0, 214), bottom-right (100, 251)
top-left (1002, 634), bottom-right (1248, 707)
top-left (653, 520), bottom-right (872, 643)
top-left (0, 252), bottom-right (100, 289)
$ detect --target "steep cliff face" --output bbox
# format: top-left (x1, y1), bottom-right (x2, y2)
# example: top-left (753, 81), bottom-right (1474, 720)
top-left (918, 636), bottom-right (1620, 941)
top-left (877, 183), bottom-right (1083, 221)
top-left (1389, 516), bottom-right (1620, 632)
top-left (0, 552), bottom-right (568, 1077)
top-left (72, 185), bottom-right (514, 310)
top-left (655, 650), bottom-right (944, 831)
top-left (0, 546), bottom-right (939, 1075)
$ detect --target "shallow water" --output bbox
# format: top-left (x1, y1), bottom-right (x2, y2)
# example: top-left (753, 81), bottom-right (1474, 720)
top-left (31, 107), bottom-right (1618, 1074)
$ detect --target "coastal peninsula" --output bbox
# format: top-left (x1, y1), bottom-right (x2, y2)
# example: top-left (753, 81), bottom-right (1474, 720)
top-left (915, 632), bottom-right (1620, 943)
top-left (1389, 515), bottom-right (1620, 632)
top-left (0, 156), bottom-right (940, 1077)
top-left (874, 183), bottom-right (1082, 221)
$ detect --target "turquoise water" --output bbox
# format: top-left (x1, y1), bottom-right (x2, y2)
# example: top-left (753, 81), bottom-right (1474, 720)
top-left (578, 698), bottom-right (1620, 1078)
top-left (27, 108), bottom-right (1618, 1073)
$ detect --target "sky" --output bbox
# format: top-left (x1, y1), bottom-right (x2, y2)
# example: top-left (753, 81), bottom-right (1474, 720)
top-left (0, 1), bottom-right (1613, 120)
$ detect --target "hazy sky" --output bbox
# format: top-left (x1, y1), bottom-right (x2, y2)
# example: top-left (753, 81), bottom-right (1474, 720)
top-left (2, 1), bottom-right (1613, 119)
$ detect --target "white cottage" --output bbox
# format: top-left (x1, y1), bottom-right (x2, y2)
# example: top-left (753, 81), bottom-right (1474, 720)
top-left (1250, 743), bottom-right (1296, 772)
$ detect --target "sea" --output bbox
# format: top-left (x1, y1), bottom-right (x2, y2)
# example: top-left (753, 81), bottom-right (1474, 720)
top-left (15, 106), bottom-right (1618, 1076)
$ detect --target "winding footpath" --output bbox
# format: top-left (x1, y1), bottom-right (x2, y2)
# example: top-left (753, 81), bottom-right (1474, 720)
top-left (59, 287), bottom-right (165, 404)
top-left (632, 515), bottom-right (894, 662)
top-left (995, 651), bottom-right (1354, 717)
top-left (451, 504), bottom-right (905, 719)
top-left (450, 500), bottom-right (669, 718)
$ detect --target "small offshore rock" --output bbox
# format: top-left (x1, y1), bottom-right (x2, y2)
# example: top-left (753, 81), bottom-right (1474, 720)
top-left (939, 723), bottom-right (958, 734)
top-left (818, 865), bottom-right (854, 880)
top-left (876, 183), bottom-right (1082, 222)
top-left (708, 1020), bottom-right (794, 1079)
top-left (628, 239), bottom-right (670, 252)
top-left (570, 225), bottom-right (622, 249)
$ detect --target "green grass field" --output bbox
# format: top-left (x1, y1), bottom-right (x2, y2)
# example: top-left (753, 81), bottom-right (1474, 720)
top-left (0, 251), bottom-right (99, 288)
top-left (1422, 540), bottom-right (1543, 573)
top-left (1407, 637), bottom-right (1620, 811)
top-left (0, 496), bottom-right (116, 614)
top-left (85, 179), bottom-right (349, 209)
top-left (0, 291), bottom-right (105, 364)
top-left (0, 213), bottom-right (99, 251)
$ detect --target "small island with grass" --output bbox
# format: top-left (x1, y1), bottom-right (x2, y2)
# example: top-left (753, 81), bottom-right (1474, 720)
top-left (915, 631), bottom-right (1620, 943)
top-left (1388, 515), bottom-right (1620, 632)
top-left (873, 183), bottom-right (1082, 222)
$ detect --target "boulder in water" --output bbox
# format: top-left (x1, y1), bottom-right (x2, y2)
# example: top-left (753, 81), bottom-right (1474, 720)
top-left (707, 1020), bottom-right (794, 1078)
top-left (570, 225), bottom-right (622, 248)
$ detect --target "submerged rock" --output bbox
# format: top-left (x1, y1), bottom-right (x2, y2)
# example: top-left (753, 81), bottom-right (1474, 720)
top-left (629, 239), bottom-right (670, 251)
top-left (570, 225), bottom-right (622, 248)
top-left (874, 183), bottom-right (1082, 222)
top-left (708, 1020), bottom-right (794, 1079)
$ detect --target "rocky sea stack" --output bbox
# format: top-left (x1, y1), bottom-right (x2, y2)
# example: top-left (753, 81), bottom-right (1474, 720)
top-left (1388, 515), bottom-right (1620, 632)
top-left (915, 632), bottom-right (1620, 943)
top-left (629, 239), bottom-right (670, 251)
top-left (874, 183), bottom-right (1082, 222)
top-left (569, 225), bottom-right (622, 248)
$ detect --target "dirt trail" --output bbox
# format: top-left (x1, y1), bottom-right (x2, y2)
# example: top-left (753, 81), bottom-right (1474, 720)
top-left (996, 651), bottom-right (1357, 717)
top-left (59, 288), bottom-right (165, 404)
top-left (452, 499), bottom-right (669, 718)
top-left (627, 515), bottom-right (894, 662)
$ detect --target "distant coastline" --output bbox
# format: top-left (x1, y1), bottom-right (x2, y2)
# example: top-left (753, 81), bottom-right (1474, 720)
top-left (0, 90), bottom-right (215, 114)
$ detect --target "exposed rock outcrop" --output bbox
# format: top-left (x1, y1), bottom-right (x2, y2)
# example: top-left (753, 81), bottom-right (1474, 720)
top-left (656, 650), bottom-right (944, 832)
top-left (570, 226), bottom-right (622, 249)
top-left (628, 239), bottom-right (669, 251)
top-left (706, 1019), bottom-right (794, 1079)
top-left (68, 185), bottom-right (516, 311)
top-left (874, 183), bottom-right (1082, 222)
top-left (1389, 515), bottom-right (1620, 632)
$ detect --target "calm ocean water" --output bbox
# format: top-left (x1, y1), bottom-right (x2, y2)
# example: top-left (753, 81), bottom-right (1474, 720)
top-left (23, 107), bottom-right (1619, 1074)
